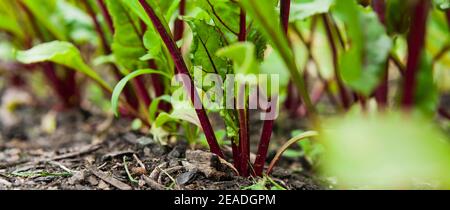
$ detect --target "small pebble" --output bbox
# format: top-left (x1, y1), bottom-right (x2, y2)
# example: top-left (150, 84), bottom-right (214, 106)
top-left (131, 167), bottom-right (147, 176)
top-left (176, 170), bottom-right (197, 185)
top-left (87, 175), bottom-right (99, 186)
top-left (97, 180), bottom-right (110, 190)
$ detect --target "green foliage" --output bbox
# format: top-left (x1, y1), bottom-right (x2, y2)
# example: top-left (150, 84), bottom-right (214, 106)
top-left (414, 53), bottom-right (439, 116)
top-left (241, 0), bottom-right (314, 112)
top-left (148, 95), bottom-right (172, 122)
top-left (15, 41), bottom-right (110, 91)
top-left (434, 0), bottom-right (450, 10)
top-left (105, 0), bottom-right (147, 71)
top-left (242, 176), bottom-right (286, 190)
top-left (1, 0), bottom-right (448, 184)
top-left (386, 0), bottom-right (414, 35)
top-left (120, 0), bottom-right (173, 73)
top-left (186, 18), bottom-right (230, 76)
top-left (194, 0), bottom-right (240, 40)
top-left (217, 42), bottom-right (259, 76)
top-left (0, 14), bottom-right (24, 39)
top-left (320, 112), bottom-right (450, 189)
top-left (111, 69), bottom-right (170, 116)
top-left (285, 129), bottom-right (324, 166)
top-left (240, 0), bottom-right (291, 67)
top-left (290, 0), bottom-right (334, 21)
top-left (121, 0), bottom-right (171, 34)
top-left (21, 0), bottom-right (68, 40)
top-left (334, 0), bottom-right (392, 96)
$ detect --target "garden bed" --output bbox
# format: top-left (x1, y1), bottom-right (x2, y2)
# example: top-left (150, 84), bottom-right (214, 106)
top-left (0, 106), bottom-right (322, 190)
top-left (0, 0), bottom-right (449, 191)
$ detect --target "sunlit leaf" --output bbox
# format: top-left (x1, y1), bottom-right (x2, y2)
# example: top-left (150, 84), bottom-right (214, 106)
top-left (111, 69), bottom-right (171, 116)
top-left (186, 18), bottom-right (231, 76)
top-left (290, 0), bottom-right (334, 21)
top-left (21, 0), bottom-right (68, 41)
top-left (16, 41), bottom-right (110, 90)
top-left (105, 0), bottom-right (148, 71)
top-left (334, 0), bottom-right (392, 96)
top-left (217, 42), bottom-right (258, 75)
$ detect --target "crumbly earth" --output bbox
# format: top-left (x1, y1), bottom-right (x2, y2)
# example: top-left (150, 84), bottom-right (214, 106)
top-left (0, 105), bottom-right (323, 190)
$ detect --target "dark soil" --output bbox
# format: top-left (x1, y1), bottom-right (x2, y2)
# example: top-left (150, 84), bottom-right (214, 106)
top-left (0, 99), bottom-right (323, 190)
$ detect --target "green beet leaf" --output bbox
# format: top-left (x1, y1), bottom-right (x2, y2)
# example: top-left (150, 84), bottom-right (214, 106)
top-left (16, 41), bottom-right (110, 91)
top-left (111, 69), bottom-right (171, 116)
top-left (186, 18), bottom-right (231, 76)
top-left (334, 0), bottom-right (392, 96)
top-left (290, 0), bottom-right (334, 21)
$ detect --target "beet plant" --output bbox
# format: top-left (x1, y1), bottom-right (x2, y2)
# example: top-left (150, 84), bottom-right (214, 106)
top-left (1, 0), bottom-right (449, 185)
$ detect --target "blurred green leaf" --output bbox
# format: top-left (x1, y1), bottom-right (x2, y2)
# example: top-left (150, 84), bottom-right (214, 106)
top-left (290, 0), bottom-right (334, 21)
top-left (199, 129), bottom-right (226, 147)
top-left (414, 53), bottom-right (439, 116)
top-left (0, 42), bottom-right (15, 61)
top-left (320, 112), bottom-right (450, 189)
top-left (386, 0), bottom-right (414, 35)
top-left (217, 42), bottom-right (258, 75)
top-left (434, 0), bottom-right (450, 10)
top-left (334, 0), bottom-right (392, 96)
top-left (0, 14), bottom-right (24, 39)
top-left (240, 0), bottom-right (292, 69)
top-left (16, 41), bottom-right (110, 90)
top-left (21, 0), bottom-right (68, 41)
top-left (131, 118), bottom-right (143, 130)
top-left (56, 0), bottom-right (95, 43)
top-left (111, 69), bottom-right (170, 116)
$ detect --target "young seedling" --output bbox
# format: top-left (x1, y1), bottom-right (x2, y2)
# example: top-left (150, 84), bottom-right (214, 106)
top-left (4, 0), bottom-right (446, 182)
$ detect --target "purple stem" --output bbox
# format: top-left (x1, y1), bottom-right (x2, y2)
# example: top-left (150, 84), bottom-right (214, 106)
top-left (235, 8), bottom-right (249, 175)
top-left (173, 0), bottom-right (186, 41)
top-left (254, 97), bottom-right (276, 176)
top-left (42, 63), bottom-right (79, 108)
top-left (238, 108), bottom-right (249, 176)
top-left (83, 0), bottom-right (109, 54)
top-left (237, 84), bottom-right (249, 176)
top-left (280, 0), bottom-right (291, 34)
top-left (96, 0), bottom-right (115, 33)
top-left (139, 21), bottom-right (166, 108)
top-left (238, 8), bottom-right (247, 41)
top-left (375, 63), bottom-right (389, 108)
top-left (133, 77), bottom-right (152, 107)
top-left (372, 0), bottom-right (386, 24)
top-left (402, 0), bottom-right (429, 108)
top-left (83, 0), bottom-right (140, 109)
top-left (322, 14), bottom-right (351, 109)
top-left (372, 0), bottom-right (389, 108)
top-left (254, 1), bottom-right (292, 176)
top-left (281, 0), bottom-right (302, 115)
top-left (148, 60), bottom-right (170, 112)
top-left (446, 10), bottom-right (450, 28)
top-left (231, 138), bottom-right (241, 171)
top-left (139, 0), bottom-right (224, 158)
